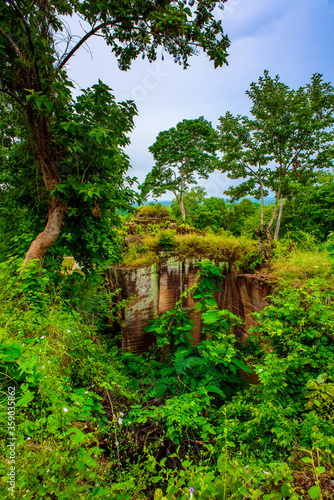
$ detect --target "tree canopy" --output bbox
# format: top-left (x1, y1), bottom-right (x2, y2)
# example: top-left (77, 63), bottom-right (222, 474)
top-left (0, 0), bottom-right (230, 267)
top-left (216, 112), bottom-right (271, 251)
top-left (217, 71), bottom-right (334, 253)
top-left (247, 71), bottom-right (334, 239)
top-left (141, 117), bottom-right (218, 219)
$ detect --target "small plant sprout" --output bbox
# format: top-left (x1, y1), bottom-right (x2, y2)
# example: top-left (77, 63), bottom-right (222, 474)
top-left (189, 487), bottom-right (194, 499)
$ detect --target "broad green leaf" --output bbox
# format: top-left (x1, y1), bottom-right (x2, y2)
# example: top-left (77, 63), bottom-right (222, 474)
top-left (308, 485), bottom-right (321, 499)
top-left (281, 483), bottom-right (292, 497)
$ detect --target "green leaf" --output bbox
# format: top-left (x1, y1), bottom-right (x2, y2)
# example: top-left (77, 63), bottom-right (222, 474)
top-left (204, 297), bottom-right (217, 307)
top-left (201, 310), bottom-right (220, 325)
top-left (206, 385), bottom-right (226, 399)
top-left (302, 457), bottom-right (313, 463)
top-left (16, 389), bottom-right (35, 407)
top-left (2, 345), bottom-right (21, 362)
top-left (281, 483), bottom-right (292, 497)
top-left (308, 485), bottom-right (321, 499)
top-left (65, 426), bottom-right (87, 444)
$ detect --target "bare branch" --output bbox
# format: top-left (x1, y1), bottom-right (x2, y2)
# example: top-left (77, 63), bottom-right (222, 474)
top-left (58, 22), bottom-right (109, 69)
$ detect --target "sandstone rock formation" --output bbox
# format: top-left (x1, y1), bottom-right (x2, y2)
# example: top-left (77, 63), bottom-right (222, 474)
top-left (111, 257), bottom-right (271, 354)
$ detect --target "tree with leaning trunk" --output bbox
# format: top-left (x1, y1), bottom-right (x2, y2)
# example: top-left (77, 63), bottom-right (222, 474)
top-left (0, 0), bottom-right (230, 267)
top-left (141, 117), bottom-right (218, 220)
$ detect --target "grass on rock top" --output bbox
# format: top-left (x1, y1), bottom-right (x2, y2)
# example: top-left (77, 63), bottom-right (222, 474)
top-left (119, 231), bottom-right (261, 269)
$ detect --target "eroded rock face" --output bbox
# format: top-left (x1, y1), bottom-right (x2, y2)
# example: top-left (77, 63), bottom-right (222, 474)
top-left (217, 272), bottom-right (271, 341)
top-left (111, 258), bottom-right (271, 353)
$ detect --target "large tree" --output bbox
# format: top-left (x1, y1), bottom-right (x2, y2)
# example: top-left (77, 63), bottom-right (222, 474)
top-left (216, 112), bottom-right (273, 254)
top-left (247, 71), bottom-right (334, 240)
top-left (0, 0), bottom-right (230, 266)
top-left (141, 117), bottom-right (218, 219)
top-left (217, 71), bottom-right (334, 250)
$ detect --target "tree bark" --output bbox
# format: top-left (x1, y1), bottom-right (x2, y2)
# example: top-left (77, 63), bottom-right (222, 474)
top-left (179, 194), bottom-right (186, 220)
top-left (23, 110), bottom-right (68, 266)
top-left (23, 196), bottom-right (67, 265)
top-left (274, 196), bottom-right (284, 240)
top-left (260, 183), bottom-right (264, 228)
top-left (268, 188), bottom-right (281, 231)
top-left (254, 227), bottom-right (264, 253)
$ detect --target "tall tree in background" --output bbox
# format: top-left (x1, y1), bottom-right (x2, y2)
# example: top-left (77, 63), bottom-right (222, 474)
top-left (170, 186), bottom-right (207, 220)
top-left (216, 112), bottom-right (272, 254)
top-left (247, 71), bottom-right (334, 240)
top-left (141, 118), bottom-right (218, 219)
top-left (218, 71), bottom-right (334, 252)
top-left (0, 0), bottom-right (230, 266)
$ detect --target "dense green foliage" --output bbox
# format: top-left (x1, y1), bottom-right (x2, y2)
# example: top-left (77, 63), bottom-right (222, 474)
top-left (216, 71), bottom-right (334, 244)
top-left (168, 179), bottom-right (334, 244)
top-left (1, 9), bottom-right (334, 496)
top-left (0, 0), bottom-right (230, 265)
top-left (0, 79), bottom-right (138, 268)
top-left (280, 173), bottom-right (334, 241)
top-left (170, 192), bottom-right (258, 234)
top-left (1, 254), bottom-right (334, 499)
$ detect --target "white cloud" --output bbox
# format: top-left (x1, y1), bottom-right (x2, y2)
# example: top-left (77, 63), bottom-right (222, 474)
top-left (65, 0), bottom-right (334, 199)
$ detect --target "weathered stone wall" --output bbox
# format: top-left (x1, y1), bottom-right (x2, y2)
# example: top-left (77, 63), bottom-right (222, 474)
top-left (111, 257), bottom-right (271, 353)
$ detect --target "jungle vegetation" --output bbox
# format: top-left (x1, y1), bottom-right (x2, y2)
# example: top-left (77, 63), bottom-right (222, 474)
top-left (0, 2), bottom-right (334, 499)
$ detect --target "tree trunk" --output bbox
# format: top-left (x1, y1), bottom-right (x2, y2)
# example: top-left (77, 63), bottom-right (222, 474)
top-left (260, 183), bottom-right (264, 228)
top-left (179, 195), bottom-right (186, 221)
top-left (268, 188), bottom-right (281, 232)
top-left (23, 196), bottom-right (67, 265)
top-left (274, 196), bottom-right (284, 240)
top-left (254, 227), bottom-right (264, 253)
top-left (22, 118), bottom-right (67, 266)
top-left (254, 183), bottom-right (270, 257)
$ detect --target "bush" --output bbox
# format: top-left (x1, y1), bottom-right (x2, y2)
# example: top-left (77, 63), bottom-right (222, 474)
top-left (0, 259), bottom-right (132, 499)
top-left (158, 230), bottom-right (177, 249)
top-left (223, 279), bottom-right (334, 457)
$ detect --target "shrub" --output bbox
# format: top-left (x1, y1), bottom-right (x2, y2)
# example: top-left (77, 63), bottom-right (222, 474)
top-left (0, 259), bottom-right (133, 499)
top-left (222, 279), bottom-right (334, 457)
top-left (158, 230), bottom-right (177, 249)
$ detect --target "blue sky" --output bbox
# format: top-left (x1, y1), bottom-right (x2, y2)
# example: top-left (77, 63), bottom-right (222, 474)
top-left (67, 0), bottom-right (334, 199)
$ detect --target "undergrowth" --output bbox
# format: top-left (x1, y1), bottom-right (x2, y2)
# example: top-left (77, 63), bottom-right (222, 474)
top-left (1, 252), bottom-right (334, 499)
top-left (272, 237), bottom-right (333, 285)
